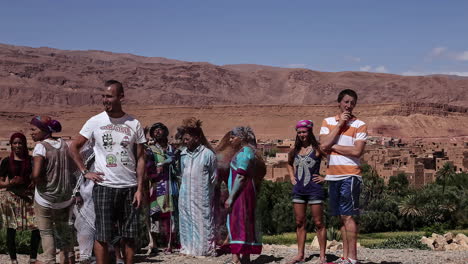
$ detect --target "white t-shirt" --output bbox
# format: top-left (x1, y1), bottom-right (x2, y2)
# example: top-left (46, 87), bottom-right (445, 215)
top-left (79, 111), bottom-right (146, 188)
top-left (33, 138), bottom-right (74, 209)
top-left (32, 138), bottom-right (62, 157)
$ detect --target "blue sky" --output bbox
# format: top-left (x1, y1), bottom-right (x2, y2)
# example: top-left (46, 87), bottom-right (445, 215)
top-left (1, 0), bottom-right (467, 76)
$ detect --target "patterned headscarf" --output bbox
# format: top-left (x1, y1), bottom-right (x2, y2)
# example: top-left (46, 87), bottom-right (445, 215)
top-left (295, 120), bottom-right (313, 130)
top-left (30, 116), bottom-right (62, 135)
top-left (231, 126), bottom-right (257, 147)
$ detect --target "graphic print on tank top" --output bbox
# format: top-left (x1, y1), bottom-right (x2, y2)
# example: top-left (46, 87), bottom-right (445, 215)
top-left (293, 149), bottom-right (317, 186)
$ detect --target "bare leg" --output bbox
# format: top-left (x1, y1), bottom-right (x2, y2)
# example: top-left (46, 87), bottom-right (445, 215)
top-left (123, 238), bottom-right (136, 264)
top-left (341, 215), bottom-right (358, 260)
top-left (147, 232), bottom-right (158, 255)
top-left (231, 253), bottom-right (241, 263)
top-left (115, 241), bottom-right (124, 263)
top-left (289, 203), bottom-right (306, 263)
top-left (340, 223), bottom-right (348, 259)
top-left (59, 249), bottom-right (75, 264)
top-left (148, 230), bottom-right (155, 248)
top-left (94, 240), bottom-right (109, 264)
top-left (311, 204), bottom-right (326, 262)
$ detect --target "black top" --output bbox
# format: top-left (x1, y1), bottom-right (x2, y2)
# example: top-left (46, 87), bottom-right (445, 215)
top-left (0, 157), bottom-right (32, 191)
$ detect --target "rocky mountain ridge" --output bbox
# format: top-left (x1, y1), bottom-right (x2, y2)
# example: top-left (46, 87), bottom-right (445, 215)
top-left (1, 43), bottom-right (468, 110)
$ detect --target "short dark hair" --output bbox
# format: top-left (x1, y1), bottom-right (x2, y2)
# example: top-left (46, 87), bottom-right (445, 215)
top-left (337, 89), bottom-right (358, 103)
top-left (105, 80), bottom-right (124, 95)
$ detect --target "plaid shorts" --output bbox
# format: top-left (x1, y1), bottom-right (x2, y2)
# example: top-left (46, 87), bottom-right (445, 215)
top-left (93, 185), bottom-right (139, 242)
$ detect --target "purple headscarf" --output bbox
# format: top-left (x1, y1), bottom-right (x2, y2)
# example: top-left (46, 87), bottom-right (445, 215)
top-left (30, 116), bottom-right (62, 134)
top-left (295, 120), bottom-right (313, 130)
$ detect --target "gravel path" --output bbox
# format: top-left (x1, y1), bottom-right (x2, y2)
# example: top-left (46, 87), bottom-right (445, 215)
top-left (2, 245), bottom-right (467, 264)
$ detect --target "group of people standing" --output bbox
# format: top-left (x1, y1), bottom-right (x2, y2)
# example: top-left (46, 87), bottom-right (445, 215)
top-left (0, 80), bottom-right (367, 264)
top-left (287, 89), bottom-right (367, 264)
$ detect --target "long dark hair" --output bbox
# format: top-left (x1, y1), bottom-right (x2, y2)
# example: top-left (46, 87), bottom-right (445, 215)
top-left (9, 132), bottom-right (32, 179)
top-left (288, 127), bottom-right (324, 166)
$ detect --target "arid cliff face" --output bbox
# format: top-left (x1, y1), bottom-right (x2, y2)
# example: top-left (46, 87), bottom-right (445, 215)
top-left (0, 43), bottom-right (467, 140)
top-left (1, 43), bottom-right (468, 110)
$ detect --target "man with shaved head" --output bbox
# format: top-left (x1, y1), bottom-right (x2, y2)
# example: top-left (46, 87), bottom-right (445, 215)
top-left (70, 80), bottom-right (146, 264)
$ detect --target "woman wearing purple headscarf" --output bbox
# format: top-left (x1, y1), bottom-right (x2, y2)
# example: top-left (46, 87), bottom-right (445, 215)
top-left (30, 116), bottom-right (75, 264)
top-left (225, 126), bottom-right (266, 264)
top-left (287, 120), bottom-right (327, 264)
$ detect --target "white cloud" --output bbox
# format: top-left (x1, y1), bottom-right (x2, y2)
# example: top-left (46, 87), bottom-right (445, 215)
top-left (359, 65), bottom-right (372, 71)
top-left (454, 51), bottom-right (468, 61)
top-left (359, 65), bottom-right (388, 73)
top-left (345, 56), bottom-right (361, 62)
top-left (285, 64), bottom-right (307, 68)
top-left (401, 71), bottom-right (468, 77)
top-left (430, 47), bottom-right (447, 57)
top-left (375, 65), bottom-right (388, 73)
top-left (427, 46), bottom-right (468, 61)
top-left (401, 71), bottom-right (425, 76)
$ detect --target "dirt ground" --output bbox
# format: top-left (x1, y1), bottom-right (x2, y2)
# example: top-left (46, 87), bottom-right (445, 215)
top-left (3, 244), bottom-right (468, 264)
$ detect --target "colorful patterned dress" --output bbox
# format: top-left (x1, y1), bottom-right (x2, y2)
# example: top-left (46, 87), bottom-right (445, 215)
top-left (145, 143), bottom-right (179, 235)
top-left (227, 146), bottom-right (262, 254)
top-left (0, 157), bottom-right (36, 231)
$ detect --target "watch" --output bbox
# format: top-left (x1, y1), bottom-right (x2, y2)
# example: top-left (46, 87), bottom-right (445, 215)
top-left (81, 169), bottom-right (89, 176)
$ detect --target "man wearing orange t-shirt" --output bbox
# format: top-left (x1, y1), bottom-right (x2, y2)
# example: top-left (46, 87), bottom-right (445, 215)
top-left (320, 89), bottom-right (367, 264)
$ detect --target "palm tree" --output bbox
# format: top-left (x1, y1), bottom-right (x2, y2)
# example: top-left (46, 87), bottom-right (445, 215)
top-left (399, 195), bottom-right (424, 231)
top-left (436, 162), bottom-right (456, 194)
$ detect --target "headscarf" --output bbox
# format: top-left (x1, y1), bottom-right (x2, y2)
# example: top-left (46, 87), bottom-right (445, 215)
top-left (295, 120), bottom-right (313, 130)
top-left (231, 126), bottom-right (257, 148)
top-left (230, 127), bottom-right (265, 190)
top-left (30, 116), bottom-right (62, 135)
top-left (9, 132), bottom-right (32, 180)
top-left (149, 122), bottom-right (169, 138)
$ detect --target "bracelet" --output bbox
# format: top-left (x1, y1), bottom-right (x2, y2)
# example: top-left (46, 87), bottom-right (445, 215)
top-left (81, 169), bottom-right (89, 176)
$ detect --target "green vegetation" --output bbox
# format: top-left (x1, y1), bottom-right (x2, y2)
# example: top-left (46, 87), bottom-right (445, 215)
top-left (0, 230), bottom-right (37, 254)
top-left (264, 149), bottom-right (278, 158)
top-left (367, 235), bottom-right (430, 250)
top-left (257, 162), bottom-right (468, 236)
top-left (2, 163), bottom-right (465, 255)
top-left (263, 229), bottom-right (468, 248)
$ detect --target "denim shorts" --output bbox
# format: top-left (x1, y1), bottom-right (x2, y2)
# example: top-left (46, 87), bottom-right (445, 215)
top-left (292, 193), bottom-right (323, 204)
top-left (328, 176), bottom-right (361, 216)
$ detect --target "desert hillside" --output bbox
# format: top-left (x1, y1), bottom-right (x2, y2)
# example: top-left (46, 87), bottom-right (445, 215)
top-left (0, 43), bottom-right (467, 140)
top-left (1, 43), bottom-right (467, 110)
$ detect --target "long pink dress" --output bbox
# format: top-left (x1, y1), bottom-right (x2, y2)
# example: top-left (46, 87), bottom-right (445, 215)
top-left (227, 146), bottom-right (262, 254)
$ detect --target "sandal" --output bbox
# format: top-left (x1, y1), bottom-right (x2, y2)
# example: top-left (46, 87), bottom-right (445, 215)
top-left (287, 258), bottom-right (305, 264)
top-left (146, 247), bottom-right (159, 256)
